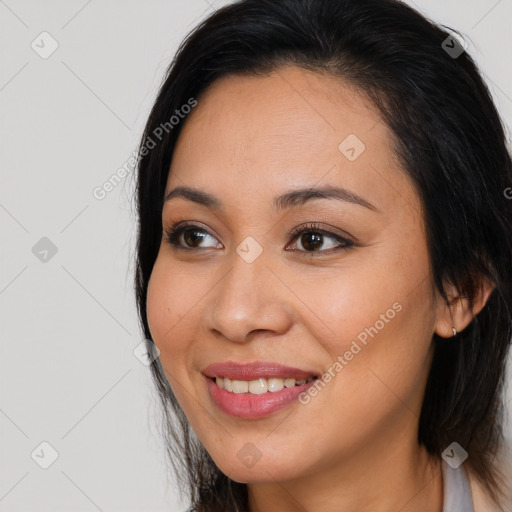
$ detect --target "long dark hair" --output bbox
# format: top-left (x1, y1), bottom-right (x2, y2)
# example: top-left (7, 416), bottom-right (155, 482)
top-left (133, 0), bottom-right (512, 510)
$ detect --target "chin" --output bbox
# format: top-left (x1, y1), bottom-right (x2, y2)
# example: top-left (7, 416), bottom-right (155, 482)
top-left (212, 453), bottom-right (306, 484)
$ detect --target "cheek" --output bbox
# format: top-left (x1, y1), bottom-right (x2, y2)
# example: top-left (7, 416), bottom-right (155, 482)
top-left (280, 283), bottom-right (435, 469)
top-left (146, 256), bottom-right (193, 369)
top-left (146, 257), bottom-right (206, 419)
top-left (294, 241), bottom-right (436, 405)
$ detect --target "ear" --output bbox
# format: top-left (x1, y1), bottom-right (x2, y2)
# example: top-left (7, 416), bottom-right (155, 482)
top-left (434, 276), bottom-right (495, 338)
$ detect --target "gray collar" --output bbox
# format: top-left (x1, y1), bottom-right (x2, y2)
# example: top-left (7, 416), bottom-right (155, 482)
top-left (442, 460), bottom-right (474, 512)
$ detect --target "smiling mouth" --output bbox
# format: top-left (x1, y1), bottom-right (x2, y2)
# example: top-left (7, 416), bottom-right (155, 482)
top-left (210, 376), bottom-right (318, 394)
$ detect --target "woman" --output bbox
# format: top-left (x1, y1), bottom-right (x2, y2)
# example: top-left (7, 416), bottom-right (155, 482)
top-left (134, 0), bottom-right (512, 510)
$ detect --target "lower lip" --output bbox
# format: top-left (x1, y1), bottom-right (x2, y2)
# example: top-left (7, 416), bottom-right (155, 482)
top-left (205, 376), bottom-right (317, 419)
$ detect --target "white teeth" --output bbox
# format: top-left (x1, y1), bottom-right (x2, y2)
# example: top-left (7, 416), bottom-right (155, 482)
top-left (284, 378), bottom-right (296, 388)
top-left (249, 378), bottom-right (268, 394)
top-left (215, 376), bottom-right (316, 394)
top-left (267, 378), bottom-right (285, 392)
top-left (231, 380), bottom-right (249, 393)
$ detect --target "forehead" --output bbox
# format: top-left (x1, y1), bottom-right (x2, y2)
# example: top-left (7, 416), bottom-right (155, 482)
top-left (166, 66), bottom-right (416, 217)
top-left (172, 66), bottom-right (379, 163)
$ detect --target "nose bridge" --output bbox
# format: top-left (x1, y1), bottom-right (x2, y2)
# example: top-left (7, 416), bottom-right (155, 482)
top-left (207, 239), bottom-right (292, 342)
top-left (216, 240), bottom-right (269, 319)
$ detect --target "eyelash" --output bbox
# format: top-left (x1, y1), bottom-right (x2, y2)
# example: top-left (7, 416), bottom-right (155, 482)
top-left (164, 221), bottom-right (355, 255)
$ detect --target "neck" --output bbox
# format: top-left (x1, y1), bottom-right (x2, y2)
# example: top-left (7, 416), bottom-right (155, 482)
top-left (247, 436), bottom-right (443, 512)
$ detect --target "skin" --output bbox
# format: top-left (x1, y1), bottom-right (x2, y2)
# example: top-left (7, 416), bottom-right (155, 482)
top-left (146, 66), bottom-right (493, 512)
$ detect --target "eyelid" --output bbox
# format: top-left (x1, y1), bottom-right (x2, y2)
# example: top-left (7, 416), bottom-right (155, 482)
top-left (288, 221), bottom-right (356, 245)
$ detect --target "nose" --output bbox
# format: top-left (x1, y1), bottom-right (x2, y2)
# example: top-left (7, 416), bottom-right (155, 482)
top-left (205, 249), bottom-right (294, 343)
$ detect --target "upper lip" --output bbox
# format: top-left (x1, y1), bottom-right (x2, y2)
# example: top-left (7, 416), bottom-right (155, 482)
top-left (202, 361), bottom-right (319, 381)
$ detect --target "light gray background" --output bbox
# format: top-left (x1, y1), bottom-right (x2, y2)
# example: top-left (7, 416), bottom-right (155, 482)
top-left (1, 1), bottom-right (511, 511)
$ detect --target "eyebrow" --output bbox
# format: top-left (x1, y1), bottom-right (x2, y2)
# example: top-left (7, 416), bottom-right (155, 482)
top-left (164, 185), bottom-right (378, 212)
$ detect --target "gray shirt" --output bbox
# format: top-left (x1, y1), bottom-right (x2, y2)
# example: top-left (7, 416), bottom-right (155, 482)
top-left (442, 460), bottom-right (474, 512)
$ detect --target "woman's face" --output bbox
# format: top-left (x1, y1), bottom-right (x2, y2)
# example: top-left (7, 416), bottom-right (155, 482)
top-left (146, 66), bottom-right (443, 484)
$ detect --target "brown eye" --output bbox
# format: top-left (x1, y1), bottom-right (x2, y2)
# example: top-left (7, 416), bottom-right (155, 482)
top-left (288, 223), bottom-right (354, 254)
top-left (165, 223), bottom-right (222, 250)
top-left (298, 232), bottom-right (324, 251)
